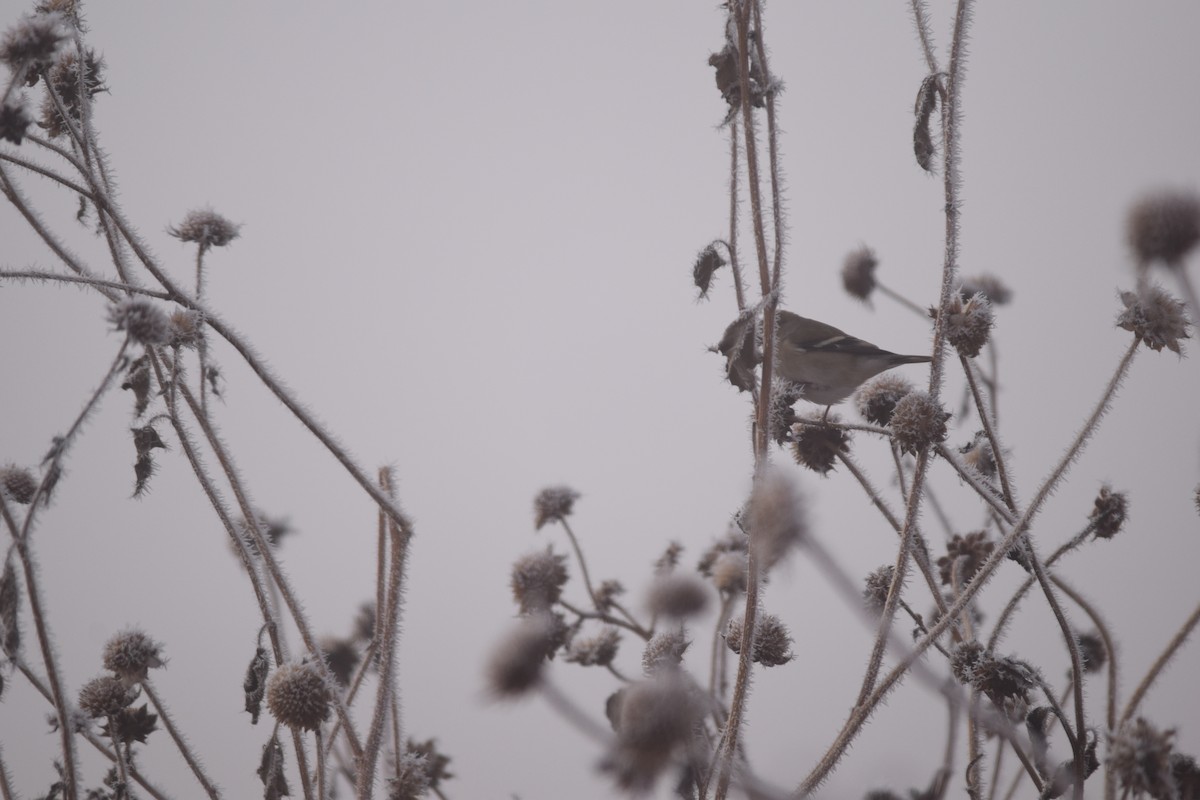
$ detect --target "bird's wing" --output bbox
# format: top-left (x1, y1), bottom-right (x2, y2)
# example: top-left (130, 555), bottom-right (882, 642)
top-left (777, 310), bottom-right (896, 357)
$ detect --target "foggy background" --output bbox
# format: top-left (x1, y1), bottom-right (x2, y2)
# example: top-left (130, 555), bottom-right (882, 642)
top-left (2, 2), bottom-right (1199, 797)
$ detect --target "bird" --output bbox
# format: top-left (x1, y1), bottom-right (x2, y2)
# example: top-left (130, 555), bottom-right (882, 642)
top-left (774, 311), bottom-right (931, 413)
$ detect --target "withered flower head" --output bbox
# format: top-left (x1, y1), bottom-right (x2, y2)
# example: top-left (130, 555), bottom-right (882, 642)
top-left (888, 391), bottom-right (950, 454)
top-left (971, 652), bottom-right (1038, 707)
top-left (653, 541), bottom-right (683, 574)
top-left (509, 547), bottom-right (568, 614)
top-left (942, 291), bottom-right (994, 358)
top-left (533, 485), bottom-right (579, 530)
top-left (1077, 632), bottom-right (1107, 673)
top-left (790, 413), bottom-right (850, 475)
top-left (0, 99), bottom-right (34, 145)
top-left (564, 627), bottom-right (621, 667)
top-left (841, 246), bottom-right (879, 302)
top-left (697, 528), bottom-right (748, 578)
top-left (747, 463), bottom-right (808, 571)
top-left (39, 48), bottom-right (105, 138)
top-left (937, 531), bottom-right (994, 587)
top-left (102, 704), bottom-right (158, 745)
top-left (388, 749), bottom-right (431, 800)
top-left (603, 672), bottom-right (705, 792)
top-left (266, 661), bottom-right (331, 731)
top-left (725, 612), bottom-right (794, 667)
top-left (693, 243), bottom-right (726, 299)
top-left (0, 465), bottom-right (38, 505)
top-left (78, 675), bottom-right (138, 718)
top-left (949, 641), bottom-right (985, 685)
top-left (1108, 718), bottom-right (1177, 800)
top-left (856, 374), bottom-right (916, 426)
top-left (1126, 189), bottom-right (1200, 267)
top-left (710, 552), bottom-right (747, 594)
top-left (1117, 284), bottom-right (1192, 354)
top-left (485, 613), bottom-right (557, 698)
top-left (645, 573), bottom-right (709, 619)
top-left (959, 274), bottom-right (1012, 306)
top-left (168, 209), bottom-right (241, 250)
top-left (0, 12), bottom-right (69, 69)
top-left (1089, 485), bottom-right (1128, 540)
top-left (102, 629), bottom-right (164, 684)
top-left (108, 299), bottom-right (171, 347)
top-left (593, 579), bottom-right (625, 612)
top-left (862, 565), bottom-right (896, 615)
top-left (642, 631), bottom-right (690, 676)
top-left (319, 637), bottom-right (359, 687)
top-left (168, 309), bottom-right (204, 349)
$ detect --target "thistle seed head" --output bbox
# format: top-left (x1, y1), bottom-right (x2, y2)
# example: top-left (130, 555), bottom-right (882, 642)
top-left (841, 246), bottom-right (878, 302)
top-left (1127, 189), bottom-right (1200, 267)
top-left (942, 291), bottom-right (994, 358)
top-left (533, 485), bottom-right (579, 530)
top-left (790, 414), bottom-right (850, 475)
top-left (888, 391), bottom-right (950, 454)
top-left (108, 299), bottom-right (172, 347)
top-left (1090, 485), bottom-right (1129, 540)
top-left (509, 547), bottom-right (568, 614)
top-left (266, 661), bottom-right (331, 731)
top-left (78, 675), bottom-right (138, 718)
top-left (645, 573), bottom-right (709, 619)
top-left (168, 209), bottom-right (241, 249)
top-left (102, 629), bottom-right (164, 684)
top-left (0, 465), bottom-right (37, 505)
top-left (856, 374), bottom-right (916, 426)
top-left (1117, 284), bottom-right (1191, 354)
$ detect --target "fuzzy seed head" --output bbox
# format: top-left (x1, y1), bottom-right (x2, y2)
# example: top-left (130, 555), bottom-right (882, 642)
top-left (485, 614), bottom-right (557, 698)
top-left (1117, 284), bottom-right (1192, 354)
top-left (841, 246), bottom-right (878, 302)
top-left (642, 631), bottom-right (690, 676)
top-left (972, 653), bottom-right (1038, 707)
top-left (1171, 753), bottom-right (1200, 800)
top-left (78, 675), bottom-right (137, 718)
top-left (943, 291), bottom-right (994, 358)
top-left (0, 98), bottom-right (34, 145)
top-left (937, 531), bottom-right (994, 587)
top-left (1, 13), bottom-right (69, 69)
top-left (949, 641), bottom-right (985, 685)
top-left (509, 547), bottom-right (568, 614)
top-left (747, 463), bottom-right (808, 572)
top-left (790, 414), bottom-right (850, 475)
top-left (533, 485), bottom-right (579, 530)
top-left (320, 637), bottom-right (359, 687)
top-left (1108, 718), bottom-right (1177, 800)
top-left (959, 274), bottom-right (1013, 306)
top-left (39, 48), bottom-right (105, 138)
top-left (565, 627), bottom-right (621, 668)
top-left (710, 552), bottom-right (747, 594)
top-left (168, 208), bottom-right (241, 249)
top-left (108, 299), bottom-right (172, 347)
top-left (388, 750), bottom-right (431, 800)
top-left (726, 613), bottom-right (794, 667)
top-left (604, 673), bottom-right (704, 791)
top-left (863, 565), bottom-right (896, 616)
top-left (167, 309), bottom-right (204, 349)
top-left (1090, 485), bottom-right (1129, 540)
top-left (102, 630), bottom-right (164, 683)
top-left (1127, 189), bottom-right (1200, 267)
top-left (856, 374), bottom-right (916, 426)
top-left (1077, 632), bottom-right (1107, 673)
top-left (593, 579), bottom-right (625, 612)
top-left (888, 391), bottom-right (950, 455)
top-left (266, 662), bottom-right (331, 731)
top-left (645, 573), bottom-right (709, 619)
top-left (0, 465), bottom-right (37, 505)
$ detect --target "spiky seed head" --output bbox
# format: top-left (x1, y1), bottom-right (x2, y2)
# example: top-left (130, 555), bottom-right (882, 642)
top-left (942, 291), bottom-right (994, 358)
top-left (78, 675), bottom-right (138, 718)
top-left (863, 565), bottom-right (896, 615)
top-left (769, 380), bottom-right (803, 445)
top-left (641, 631), bottom-right (689, 676)
top-left (108, 299), bottom-right (172, 347)
top-left (0, 99), bottom-right (34, 145)
top-left (319, 638), bottom-right (359, 687)
top-left (509, 547), bottom-right (568, 614)
top-left (388, 750), bottom-right (431, 800)
top-left (266, 662), bottom-right (331, 731)
top-left (593, 579), bottom-right (624, 611)
top-left (696, 529), bottom-right (748, 578)
top-left (1117, 284), bottom-right (1192, 354)
top-left (168, 209), bottom-right (241, 249)
top-left (0, 12), bottom-right (69, 69)
top-left (710, 552), bottom-right (747, 594)
top-left (747, 463), bottom-right (808, 572)
top-left (856, 374), bottom-right (916, 426)
top-left (971, 653), bottom-right (1038, 706)
top-left (653, 541), bottom-right (683, 574)
top-left (645, 573), bottom-right (709, 619)
top-left (888, 391), bottom-right (950, 455)
top-left (39, 49), bottom-right (105, 138)
top-left (949, 641), bottom-right (985, 685)
top-left (841, 246), bottom-right (878, 302)
top-left (1170, 753), bottom-right (1200, 799)
top-left (102, 704), bottom-right (158, 744)
top-left (0, 465), bottom-right (37, 504)
top-left (167, 310), bottom-right (204, 349)
top-left (726, 613), bottom-right (794, 667)
top-left (1090, 485), bottom-right (1129, 540)
top-left (1108, 718), bottom-right (1177, 800)
top-left (485, 613), bottom-right (557, 698)
top-left (604, 672), bottom-right (704, 791)
top-left (959, 274), bottom-right (1013, 305)
top-left (102, 630), bottom-right (164, 684)
top-left (790, 413), bottom-right (850, 475)
top-left (1126, 189), bottom-right (1200, 267)
top-left (533, 486), bottom-right (579, 530)
top-left (937, 531), bottom-right (994, 587)
top-left (1077, 632), bottom-right (1107, 673)
top-left (564, 627), bottom-right (621, 667)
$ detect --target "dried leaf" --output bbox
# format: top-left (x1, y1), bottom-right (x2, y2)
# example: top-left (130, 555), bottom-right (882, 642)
top-left (133, 454), bottom-right (155, 498)
top-left (913, 74), bottom-right (940, 172)
top-left (0, 559), bottom-right (20, 658)
top-left (121, 356), bottom-right (152, 417)
top-left (692, 243), bottom-right (726, 299)
top-left (714, 311), bottom-right (759, 392)
top-left (131, 425), bottom-right (166, 456)
top-left (244, 646), bottom-right (270, 724)
top-left (257, 733), bottom-right (290, 799)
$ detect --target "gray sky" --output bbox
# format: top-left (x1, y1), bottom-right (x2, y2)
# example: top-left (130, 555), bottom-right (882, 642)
top-left (3, 2), bottom-right (1200, 798)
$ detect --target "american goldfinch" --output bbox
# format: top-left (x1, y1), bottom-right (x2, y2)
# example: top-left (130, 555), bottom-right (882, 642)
top-left (775, 311), bottom-right (931, 407)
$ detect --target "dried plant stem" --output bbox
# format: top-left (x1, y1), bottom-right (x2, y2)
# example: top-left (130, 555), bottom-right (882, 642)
top-left (0, 751), bottom-right (12, 800)
top-left (1173, 266), bottom-right (1200, 327)
top-left (357, 467), bottom-right (413, 800)
top-left (314, 730), bottom-right (328, 800)
top-left (1119, 597), bottom-right (1200, 725)
top-left (172, 377), bottom-right (364, 759)
top-left (142, 680), bottom-right (222, 799)
top-left (934, 444), bottom-right (1015, 524)
top-left (0, 162), bottom-right (103, 285)
top-left (557, 599), bottom-right (649, 640)
top-left (1050, 577), bottom-right (1118, 734)
top-left (293, 728), bottom-right (315, 800)
top-left (0, 269), bottom-right (167, 299)
top-left (0, 500), bottom-right (80, 800)
top-left (710, 592), bottom-right (737, 699)
top-left (714, 542), bottom-right (760, 800)
top-left (798, 333), bottom-right (1141, 794)
top-left (933, 687), bottom-right (959, 800)
top-left (0, 150), bottom-right (94, 197)
top-left (727, 122), bottom-right (747, 311)
top-left (878, 282), bottom-right (929, 319)
top-left (909, 0), bottom-right (941, 74)
top-left (960, 355), bottom-right (1015, 507)
top-left (558, 519), bottom-right (601, 612)
top-left (538, 680), bottom-right (613, 745)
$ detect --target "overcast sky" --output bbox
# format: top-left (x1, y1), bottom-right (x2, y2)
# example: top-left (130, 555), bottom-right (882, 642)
top-left (3, 2), bottom-right (1200, 798)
